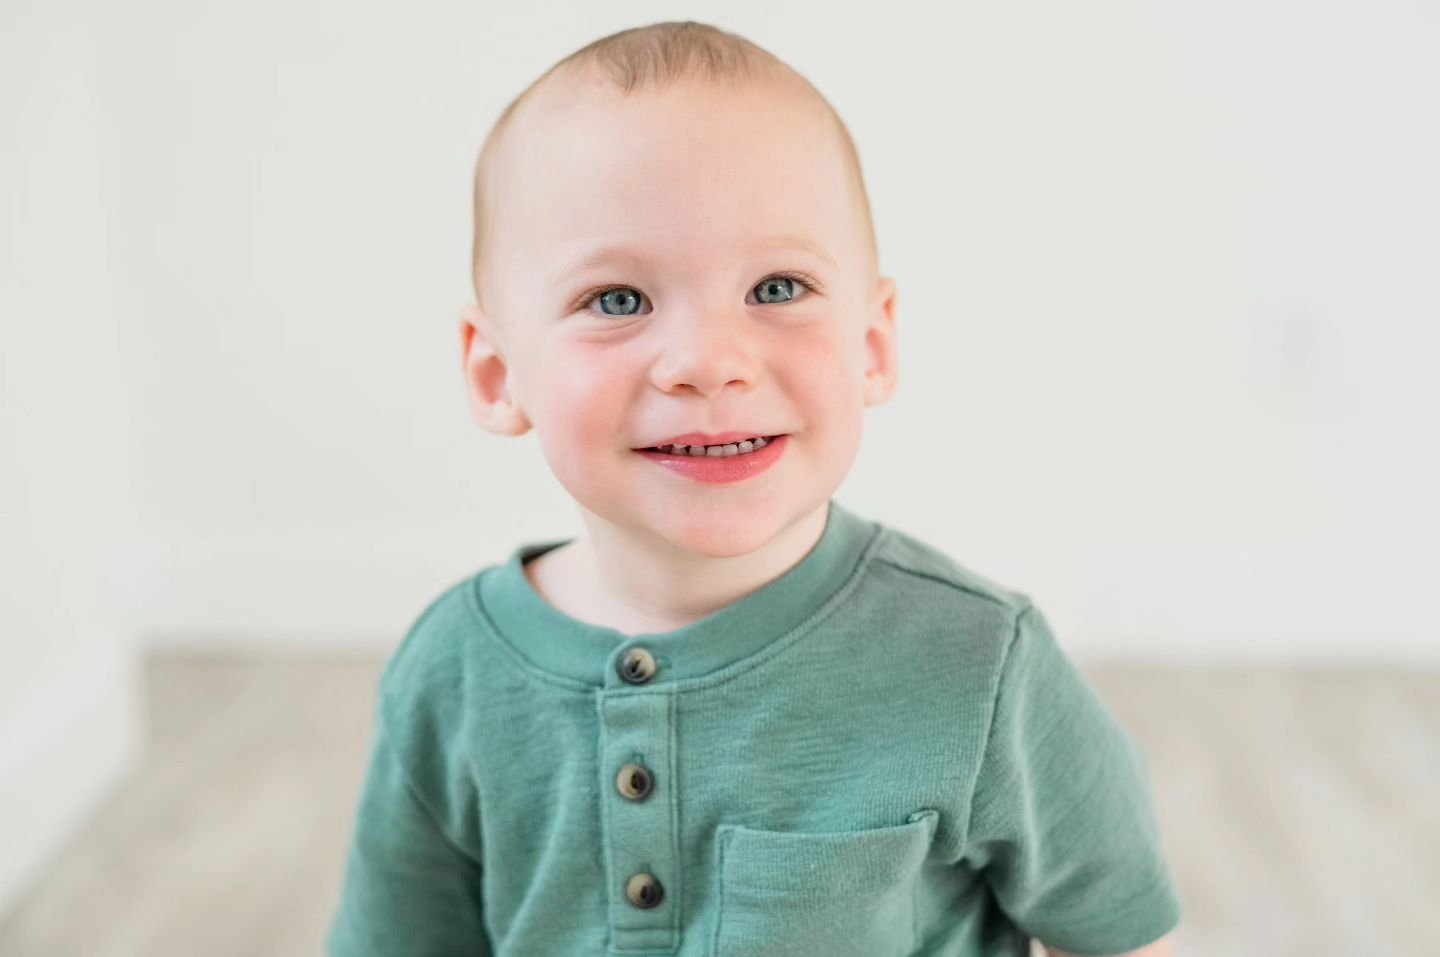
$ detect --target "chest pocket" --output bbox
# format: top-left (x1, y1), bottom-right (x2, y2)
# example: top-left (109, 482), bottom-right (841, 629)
top-left (711, 807), bottom-right (940, 957)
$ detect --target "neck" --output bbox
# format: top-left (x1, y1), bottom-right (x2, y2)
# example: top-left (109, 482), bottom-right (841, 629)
top-left (564, 501), bottom-right (830, 634)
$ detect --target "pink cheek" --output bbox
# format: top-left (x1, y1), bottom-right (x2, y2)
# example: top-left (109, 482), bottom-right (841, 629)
top-left (550, 363), bottom-right (627, 444)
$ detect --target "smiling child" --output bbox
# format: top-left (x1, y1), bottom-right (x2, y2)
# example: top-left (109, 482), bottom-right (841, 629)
top-left (327, 20), bottom-right (1183, 957)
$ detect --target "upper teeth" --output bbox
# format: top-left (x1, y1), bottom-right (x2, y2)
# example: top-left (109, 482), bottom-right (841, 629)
top-left (654, 436), bottom-right (770, 456)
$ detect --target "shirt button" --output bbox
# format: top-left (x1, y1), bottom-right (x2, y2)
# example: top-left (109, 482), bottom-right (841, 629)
top-left (615, 762), bottom-right (654, 801)
top-left (617, 646), bottom-right (657, 684)
top-left (624, 872), bottom-right (664, 909)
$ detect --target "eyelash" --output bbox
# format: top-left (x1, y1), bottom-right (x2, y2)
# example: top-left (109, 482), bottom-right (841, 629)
top-left (572, 270), bottom-right (822, 315)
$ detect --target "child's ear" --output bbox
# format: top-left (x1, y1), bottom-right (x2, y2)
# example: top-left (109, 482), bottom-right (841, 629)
top-left (862, 275), bottom-right (899, 406)
top-left (459, 303), bottom-right (532, 436)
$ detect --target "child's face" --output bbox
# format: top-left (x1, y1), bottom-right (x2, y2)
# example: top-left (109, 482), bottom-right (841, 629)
top-left (463, 74), bottom-right (897, 556)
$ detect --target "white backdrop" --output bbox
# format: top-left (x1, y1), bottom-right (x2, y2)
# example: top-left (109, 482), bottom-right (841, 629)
top-left (3, 0), bottom-right (1438, 911)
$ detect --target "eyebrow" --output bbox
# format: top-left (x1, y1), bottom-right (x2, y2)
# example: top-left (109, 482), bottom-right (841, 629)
top-left (550, 235), bottom-right (838, 285)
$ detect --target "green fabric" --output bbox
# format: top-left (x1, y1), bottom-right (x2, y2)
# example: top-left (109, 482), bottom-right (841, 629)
top-left (327, 498), bottom-right (1182, 956)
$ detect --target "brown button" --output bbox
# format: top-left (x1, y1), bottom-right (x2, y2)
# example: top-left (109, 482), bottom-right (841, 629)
top-left (615, 762), bottom-right (654, 801)
top-left (624, 872), bottom-right (664, 909)
top-left (617, 646), bottom-right (657, 684)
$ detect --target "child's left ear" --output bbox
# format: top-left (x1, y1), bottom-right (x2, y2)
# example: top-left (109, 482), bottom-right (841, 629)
top-left (862, 275), bottom-right (898, 406)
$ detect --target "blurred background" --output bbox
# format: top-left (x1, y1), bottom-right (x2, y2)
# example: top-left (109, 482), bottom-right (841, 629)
top-left (2, 0), bottom-right (1436, 954)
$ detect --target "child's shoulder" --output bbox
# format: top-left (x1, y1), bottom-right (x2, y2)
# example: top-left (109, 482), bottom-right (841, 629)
top-left (868, 519), bottom-right (1035, 619)
top-left (374, 570), bottom-right (485, 702)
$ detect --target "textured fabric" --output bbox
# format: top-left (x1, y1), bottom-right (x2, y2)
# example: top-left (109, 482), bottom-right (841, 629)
top-left (327, 498), bottom-right (1182, 956)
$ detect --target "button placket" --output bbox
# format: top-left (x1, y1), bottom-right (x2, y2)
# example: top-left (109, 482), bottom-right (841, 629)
top-left (598, 646), bottom-right (678, 952)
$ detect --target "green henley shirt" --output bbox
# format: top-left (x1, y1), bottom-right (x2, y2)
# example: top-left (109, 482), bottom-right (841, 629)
top-left (327, 497), bottom-right (1183, 956)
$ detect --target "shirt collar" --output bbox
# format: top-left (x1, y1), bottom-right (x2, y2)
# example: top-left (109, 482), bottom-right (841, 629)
top-left (472, 497), bottom-right (883, 687)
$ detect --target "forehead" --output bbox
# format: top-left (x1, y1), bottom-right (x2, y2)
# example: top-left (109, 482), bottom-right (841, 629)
top-left (489, 74), bottom-right (859, 284)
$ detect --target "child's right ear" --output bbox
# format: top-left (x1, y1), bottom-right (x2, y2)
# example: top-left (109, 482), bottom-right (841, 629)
top-left (459, 303), bottom-right (532, 437)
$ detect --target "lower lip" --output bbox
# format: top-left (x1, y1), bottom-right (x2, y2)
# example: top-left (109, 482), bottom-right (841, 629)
top-left (633, 434), bottom-right (788, 484)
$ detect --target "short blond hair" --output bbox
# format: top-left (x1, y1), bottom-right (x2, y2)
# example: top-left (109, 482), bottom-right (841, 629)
top-left (469, 20), bottom-right (878, 315)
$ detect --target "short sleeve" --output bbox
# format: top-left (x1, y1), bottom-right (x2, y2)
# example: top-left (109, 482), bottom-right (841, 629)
top-left (961, 601), bottom-right (1183, 955)
top-left (326, 697), bottom-right (492, 957)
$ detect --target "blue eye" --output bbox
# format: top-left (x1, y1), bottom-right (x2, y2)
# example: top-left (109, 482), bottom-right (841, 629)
top-left (754, 276), bottom-right (797, 304)
top-left (595, 287), bottom-right (643, 316)
top-left (754, 272), bottom-right (819, 303)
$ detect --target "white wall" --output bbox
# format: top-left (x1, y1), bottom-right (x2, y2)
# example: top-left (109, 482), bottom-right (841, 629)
top-left (1, 0), bottom-right (144, 917)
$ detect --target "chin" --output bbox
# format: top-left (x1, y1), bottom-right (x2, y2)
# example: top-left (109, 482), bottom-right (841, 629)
top-left (655, 500), bottom-right (792, 558)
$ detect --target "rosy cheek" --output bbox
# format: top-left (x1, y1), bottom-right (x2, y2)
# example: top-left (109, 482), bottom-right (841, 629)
top-left (786, 330), bottom-right (855, 397)
top-left (545, 348), bottom-right (629, 446)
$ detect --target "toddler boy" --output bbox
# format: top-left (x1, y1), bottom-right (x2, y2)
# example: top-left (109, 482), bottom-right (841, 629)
top-left (328, 19), bottom-right (1182, 957)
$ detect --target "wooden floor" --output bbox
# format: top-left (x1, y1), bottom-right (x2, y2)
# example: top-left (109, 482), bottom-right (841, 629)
top-left (0, 652), bottom-right (1435, 956)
